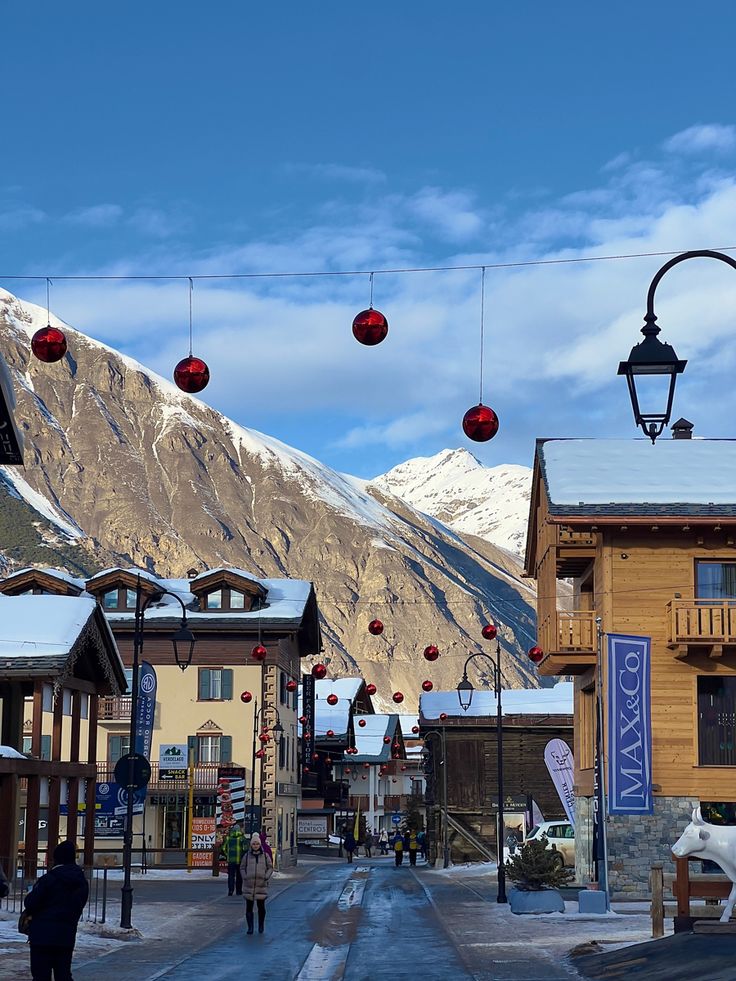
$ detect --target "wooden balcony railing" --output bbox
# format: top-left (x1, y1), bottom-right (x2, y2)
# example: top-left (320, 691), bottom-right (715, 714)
top-left (96, 761), bottom-right (244, 791)
top-left (667, 599), bottom-right (736, 649)
top-left (537, 610), bottom-right (597, 676)
top-left (98, 697), bottom-right (132, 721)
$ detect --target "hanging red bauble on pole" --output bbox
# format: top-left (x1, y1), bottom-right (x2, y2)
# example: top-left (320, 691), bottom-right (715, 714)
top-left (256, 749), bottom-right (265, 759)
top-left (352, 272), bottom-right (388, 345)
top-left (529, 645), bottom-right (545, 664)
top-left (366, 683), bottom-right (377, 696)
top-left (439, 712), bottom-right (448, 721)
top-left (326, 729), bottom-right (335, 737)
top-left (423, 645), bottom-right (439, 662)
top-left (251, 644), bottom-right (267, 662)
top-left (421, 680), bottom-right (433, 692)
top-left (286, 679), bottom-right (297, 693)
top-left (299, 715), bottom-right (307, 725)
top-left (392, 691), bottom-right (404, 704)
top-left (259, 733), bottom-right (270, 743)
top-left (174, 355), bottom-right (210, 394)
top-left (383, 736), bottom-right (391, 744)
top-left (482, 623), bottom-right (498, 640)
top-left (240, 691), bottom-right (253, 703)
top-left (462, 403), bottom-right (499, 442)
top-left (326, 693), bottom-right (338, 706)
top-left (312, 663), bottom-right (327, 679)
top-left (31, 325), bottom-right (67, 363)
top-left (358, 718), bottom-right (367, 727)
top-left (368, 619), bottom-right (384, 636)
top-left (411, 725), bottom-right (419, 734)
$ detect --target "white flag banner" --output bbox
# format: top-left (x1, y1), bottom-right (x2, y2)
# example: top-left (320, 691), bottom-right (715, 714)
top-left (544, 738), bottom-right (576, 827)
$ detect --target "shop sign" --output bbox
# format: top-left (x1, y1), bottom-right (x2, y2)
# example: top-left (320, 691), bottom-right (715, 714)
top-left (297, 815), bottom-right (328, 838)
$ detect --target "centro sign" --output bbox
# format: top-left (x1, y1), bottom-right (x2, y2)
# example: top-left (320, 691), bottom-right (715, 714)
top-left (297, 816), bottom-right (328, 838)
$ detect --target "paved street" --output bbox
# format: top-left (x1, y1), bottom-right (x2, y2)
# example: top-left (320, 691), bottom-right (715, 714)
top-left (68, 858), bottom-right (582, 981)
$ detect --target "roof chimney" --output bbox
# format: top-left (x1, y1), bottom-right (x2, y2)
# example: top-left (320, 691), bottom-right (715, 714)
top-left (671, 418), bottom-right (693, 440)
top-left (186, 568), bottom-right (199, 579)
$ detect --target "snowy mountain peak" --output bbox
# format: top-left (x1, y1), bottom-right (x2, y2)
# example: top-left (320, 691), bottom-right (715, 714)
top-left (370, 448), bottom-right (532, 556)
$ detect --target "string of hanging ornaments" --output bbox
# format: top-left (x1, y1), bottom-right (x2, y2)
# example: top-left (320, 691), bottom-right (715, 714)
top-left (21, 244), bottom-right (726, 436)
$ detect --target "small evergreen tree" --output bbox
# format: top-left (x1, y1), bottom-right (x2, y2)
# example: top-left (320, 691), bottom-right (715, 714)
top-left (505, 835), bottom-right (574, 891)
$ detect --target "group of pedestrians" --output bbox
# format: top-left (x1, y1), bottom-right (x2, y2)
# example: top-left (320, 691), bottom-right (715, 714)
top-left (392, 828), bottom-right (427, 867)
top-left (220, 822), bottom-right (274, 936)
top-left (342, 826), bottom-right (428, 866)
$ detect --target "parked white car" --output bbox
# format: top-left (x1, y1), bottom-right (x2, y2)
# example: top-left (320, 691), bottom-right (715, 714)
top-left (527, 820), bottom-right (575, 867)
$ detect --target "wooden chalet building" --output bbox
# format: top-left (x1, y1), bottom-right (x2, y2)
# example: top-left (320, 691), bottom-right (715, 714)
top-left (419, 684), bottom-right (573, 864)
top-left (524, 433), bottom-right (736, 893)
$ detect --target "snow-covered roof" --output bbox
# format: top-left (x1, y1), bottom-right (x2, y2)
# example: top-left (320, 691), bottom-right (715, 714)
top-left (398, 715), bottom-right (420, 737)
top-left (351, 714), bottom-right (401, 762)
top-left (315, 678), bottom-right (363, 703)
top-left (539, 439), bottom-right (736, 515)
top-left (420, 682), bottom-right (573, 720)
top-left (0, 745), bottom-right (26, 758)
top-left (0, 567), bottom-right (86, 591)
top-left (188, 568), bottom-right (266, 591)
top-left (314, 706), bottom-right (351, 738)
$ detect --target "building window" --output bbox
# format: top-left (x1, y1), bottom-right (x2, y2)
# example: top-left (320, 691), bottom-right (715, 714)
top-left (102, 589), bottom-right (119, 609)
top-left (699, 676), bottom-right (736, 765)
top-left (198, 668), bottom-right (233, 701)
top-left (696, 562), bottom-right (736, 600)
top-left (203, 587), bottom-right (250, 611)
top-left (109, 734), bottom-right (131, 763)
top-left (22, 736), bottom-right (32, 754)
top-left (198, 735), bottom-right (221, 763)
top-left (125, 589), bottom-right (137, 609)
top-left (279, 671), bottom-right (287, 705)
top-left (101, 587), bottom-right (139, 611)
top-left (206, 590), bottom-right (223, 610)
top-left (279, 736), bottom-right (286, 770)
top-left (229, 590), bottom-right (245, 609)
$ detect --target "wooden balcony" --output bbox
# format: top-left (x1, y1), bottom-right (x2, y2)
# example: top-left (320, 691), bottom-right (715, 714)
top-left (667, 599), bottom-right (736, 659)
top-left (98, 696), bottom-right (132, 721)
top-left (96, 761), bottom-right (242, 791)
top-left (537, 610), bottom-right (597, 676)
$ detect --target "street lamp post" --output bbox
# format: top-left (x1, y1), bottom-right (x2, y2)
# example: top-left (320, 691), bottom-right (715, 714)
top-left (120, 576), bottom-right (195, 930)
top-left (619, 249), bottom-right (736, 442)
top-left (422, 727), bottom-right (448, 868)
top-left (456, 640), bottom-right (507, 904)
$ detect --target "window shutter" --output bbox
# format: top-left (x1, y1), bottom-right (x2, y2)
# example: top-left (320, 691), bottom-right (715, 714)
top-left (222, 669), bottom-right (233, 701)
top-left (41, 734), bottom-right (52, 761)
top-left (199, 669), bottom-right (211, 701)
top-left (221, 735), bottom-right (232, 762)
top-left (187, 735), bottom-right (199, 764)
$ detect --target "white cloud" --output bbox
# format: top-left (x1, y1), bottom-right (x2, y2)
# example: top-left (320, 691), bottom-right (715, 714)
top-left (0, 206), bottom-right (45, 229)
top-left (64, 204), bottom-right (123, 227)
top-left (407, 187), bottom-right (484, 242)
top-left (664, 124), bottom-right (736, 155)
top-left (283, 162), bottom-right (387, 184)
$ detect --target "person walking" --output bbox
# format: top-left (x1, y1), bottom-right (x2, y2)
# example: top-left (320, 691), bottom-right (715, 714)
top-left (363, 828), bottom-right (373, 859)
top-left (393, 832), bottom-right (404, 867)
top-left (406, 829), bottom-right (419, 867)
top-left (379, 828), bottom-right (389, 855)
top-left (344, 830), bottom-right (356, 863)
top-left (222, 822), bottom-right (246, 896)
top-left (240, 832), bottom-right (273, 935)
top-left (23, 839), bottom-right (89, 981)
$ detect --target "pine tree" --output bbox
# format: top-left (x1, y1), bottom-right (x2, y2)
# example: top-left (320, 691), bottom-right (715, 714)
top-left (505, 835), bottom-right (574, 891)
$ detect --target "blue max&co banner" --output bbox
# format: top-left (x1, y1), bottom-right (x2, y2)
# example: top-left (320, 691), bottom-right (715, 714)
top-left (135, 661), bottom-right (157, 761)
top-left (608, 634), bottom-right (653, 815)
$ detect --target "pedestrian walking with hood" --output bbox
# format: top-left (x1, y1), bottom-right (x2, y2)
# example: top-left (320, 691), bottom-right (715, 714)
top-left (393, 831), bottom-right (404, 867)
top-left (406, 828), bottom-right (419, 866)
top-left (221, 821), bottom-right (246, 896)
top-left (240, 831), bottom-right (273, 935)
top-left (343, 829), bottom-right (356, 863)
top-left (23, 839), bottom-right (89, 980)
top-left (364, 828), bottom-right (373, 859)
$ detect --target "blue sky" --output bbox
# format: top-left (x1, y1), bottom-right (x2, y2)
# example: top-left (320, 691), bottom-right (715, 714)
top-left (3, 2), bottom-right (736, 477)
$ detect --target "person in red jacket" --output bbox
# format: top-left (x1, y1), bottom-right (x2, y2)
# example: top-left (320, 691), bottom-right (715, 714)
top-left (24, 840), bottom-right (89, 980)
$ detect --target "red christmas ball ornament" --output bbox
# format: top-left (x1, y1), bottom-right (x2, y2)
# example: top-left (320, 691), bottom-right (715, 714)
top-left (401, 765), bottom-right (407, 771)
top-left (383, 736), bottom-right (391, 744)
top-left (392, 777), bottom-right (397, 783)
top-left (363, 762), bottom-right (370, 769)
top-left (482, 623), bottom-right (498, 641)
top-left (366, 683), bottom-right (377, 696)
top-left (173, 355), bottom-right (210, 394)
top-left (462, 403), bottom-right (499, 442)
top-left (312, 752), bottom-right (319, 761)
top-left (303, 766), bottom-right (310, 774)
top-left (362, 774), bottom-right (367, 780)
top-left (423, 645), bottom-right (439, 662)
top-left (31, 325), bottom-right (67, 363)
top-left (286, 679), bottom-right (297, 693)
top-left (392, 691), bottom-right (404, 704)
top-left (312, 663), bottom-right (327, 679)
top-left (326, 693), bottom-right (339, 706)
top-left (411, 725), bottom-right (420, 734)
top-left (368, 619), bottom-right (384, 636)
top-left (421, 680), bottom-right (433, 692)
top-left (240, 690), bottom-right (253, 703)
top-left (392, 741), bottom-right (400, 750)
top-left (259, 733), bottom-right (270, 743)
top-left (439, 712), bottom-right (448, 721)
top-left (255, 749), bottom-right (265, 759)
top-left (326, 757), bottom-right (332, 764)
top-left (529, 645), bottom-right (545, 664)
top-left (392, 752), bottom-right (400, 759)
top-left (299, 715), bottom-right (307, 725)
top-left (304, 732), bottom-right (312, 740)
top-left (358, 718), bottom-right (367, 727)
top-left (352, 308), bottom-right (388, 346)
top-left (251, 644), bottom-right (267, 662)
top-left (326, 729), bottom-right (335, 737)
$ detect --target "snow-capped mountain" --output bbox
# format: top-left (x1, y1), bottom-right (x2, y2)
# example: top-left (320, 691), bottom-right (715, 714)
top-left (371, 448), bottom-right (532, 556)
top-left (0, 288), bottom-right (541, 705)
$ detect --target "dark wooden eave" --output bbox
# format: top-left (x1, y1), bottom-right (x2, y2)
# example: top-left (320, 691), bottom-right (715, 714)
top-left (0, 569), bottom-right (83, 596)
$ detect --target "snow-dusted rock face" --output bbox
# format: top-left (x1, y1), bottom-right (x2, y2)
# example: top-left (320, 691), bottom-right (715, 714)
top-left (0, 289), bottom-right (540, 704)
top-left (371, 448), bottom-right (532, 556)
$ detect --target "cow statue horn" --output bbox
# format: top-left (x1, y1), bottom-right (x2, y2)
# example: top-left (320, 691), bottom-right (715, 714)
top-left (692, 806), bottom-right (704, 826)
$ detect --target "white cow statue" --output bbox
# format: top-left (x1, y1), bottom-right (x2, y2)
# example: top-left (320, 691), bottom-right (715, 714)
top-left (672, 807), bottom-right (736, 923)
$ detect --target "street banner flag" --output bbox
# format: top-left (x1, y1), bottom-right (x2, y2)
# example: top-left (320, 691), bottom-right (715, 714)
top-left (543, 739), bottom-right (575, 827)
top-left (354, 802), bottom-right (360, 841)
top-left (608, 634), bottom-right (653, 815)
top-left (135, 661), bottom-right (157, 761)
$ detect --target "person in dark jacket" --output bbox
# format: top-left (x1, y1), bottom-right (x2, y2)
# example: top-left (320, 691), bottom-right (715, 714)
top-left (24, 839), bottom-right (89, 981)
top-left (221, 822), bottom-right (246, 896)
top-left (343, 831), bottom-right (356, 863)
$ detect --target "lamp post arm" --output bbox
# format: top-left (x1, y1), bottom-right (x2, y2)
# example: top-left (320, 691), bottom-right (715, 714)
top-left (140, 588), bottom-right (189, 623)
top-left (645, 249), bottom-right (736, 322)
top-left (461, 651), bottom-right (500, 688)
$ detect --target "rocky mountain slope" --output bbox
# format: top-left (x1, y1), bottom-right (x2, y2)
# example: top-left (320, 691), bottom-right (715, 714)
top-left (371, 448), bottom-right (532, 556)
top-left (0, 288), bottom-right (540, 708)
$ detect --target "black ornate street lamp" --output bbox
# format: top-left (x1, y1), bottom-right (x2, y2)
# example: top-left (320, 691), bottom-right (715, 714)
top-left (619, 249), bottom-right (736, 442)
top-left (456, 628), bottom-right (507, 904)
top-left (121, 576), bottom-right (195, 930)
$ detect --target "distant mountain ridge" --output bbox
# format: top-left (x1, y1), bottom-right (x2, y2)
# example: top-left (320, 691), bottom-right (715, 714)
top-left (371, 448), bottom-right (532, 556)
top-left (0, 288), bottom-right (540, 706)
